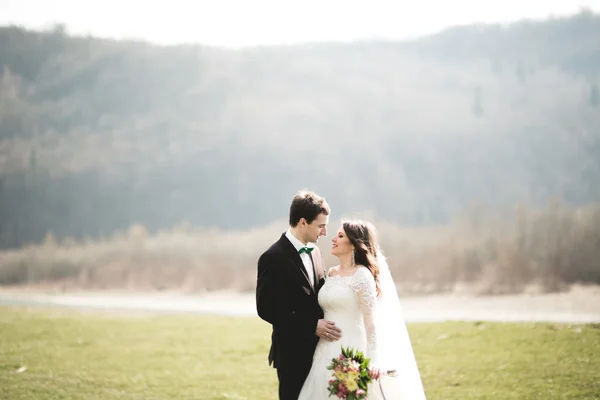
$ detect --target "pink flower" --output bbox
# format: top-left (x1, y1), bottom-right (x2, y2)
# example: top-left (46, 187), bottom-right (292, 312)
top-left (338, 382), bottom-right (350, 396)
top-left (369, 367), bottom-right (382, 380)
top-left (336, 391), bottom-right (345, 398)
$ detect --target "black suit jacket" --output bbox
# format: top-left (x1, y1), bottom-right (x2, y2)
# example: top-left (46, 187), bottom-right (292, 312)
top-left (256, 233), bottom-right (326, 370)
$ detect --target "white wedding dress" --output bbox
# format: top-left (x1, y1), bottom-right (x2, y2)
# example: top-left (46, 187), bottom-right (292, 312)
top-left (298, 266), bottom-right (386, 400)
top-left (298, 256), bottom-right (427, 400)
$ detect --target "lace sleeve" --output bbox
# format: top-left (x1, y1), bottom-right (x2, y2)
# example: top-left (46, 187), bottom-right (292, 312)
top-left (350, 267), bottom-right (378, 364)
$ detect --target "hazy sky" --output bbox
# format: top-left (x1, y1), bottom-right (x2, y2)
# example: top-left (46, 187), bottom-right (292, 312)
top-left (1, 0), bottom-right (599, 47)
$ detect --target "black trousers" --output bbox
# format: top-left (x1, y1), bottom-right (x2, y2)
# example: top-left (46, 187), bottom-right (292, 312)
top-left (276, 357), bottom-right (313, 400)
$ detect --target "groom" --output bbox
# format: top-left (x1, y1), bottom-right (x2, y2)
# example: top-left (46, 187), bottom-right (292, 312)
top-left (256, 190), bottom-right (342, 400)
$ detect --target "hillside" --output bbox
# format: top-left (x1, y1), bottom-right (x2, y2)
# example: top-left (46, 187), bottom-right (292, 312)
top-left (1, 10), bottom-right (600, 249)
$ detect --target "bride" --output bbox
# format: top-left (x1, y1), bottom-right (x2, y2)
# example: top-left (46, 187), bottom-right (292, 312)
top-left (298, 220), bottom-right (426, 399)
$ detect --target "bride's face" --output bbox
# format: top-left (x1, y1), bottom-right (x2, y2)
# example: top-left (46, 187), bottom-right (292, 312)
top-left (331, 226), bottom-right (353, 257)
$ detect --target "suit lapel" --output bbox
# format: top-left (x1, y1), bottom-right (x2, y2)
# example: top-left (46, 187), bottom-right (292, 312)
top-left (310, 247), bottom-right (326, 293)
top-left (309, 253), bottom-right (318, 289)
top-left (279, 234), bottom-right (316, 295)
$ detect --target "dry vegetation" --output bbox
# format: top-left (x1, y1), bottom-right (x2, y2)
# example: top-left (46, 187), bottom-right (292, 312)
top-left (1, 201), bottom-right (598, 295)
top-left (1, 14), bottom-right (600, 294)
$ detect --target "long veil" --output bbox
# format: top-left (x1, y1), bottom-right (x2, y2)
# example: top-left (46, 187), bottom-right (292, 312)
top-left (375, 248), bottom-right (427, 399)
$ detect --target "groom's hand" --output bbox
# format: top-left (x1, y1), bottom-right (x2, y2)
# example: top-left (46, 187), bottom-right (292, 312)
top-left (316, 320), bottom-right (342, 341)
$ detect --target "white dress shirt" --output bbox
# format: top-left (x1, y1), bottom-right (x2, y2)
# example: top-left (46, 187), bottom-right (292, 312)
top-left (285, 229), bottom-right (315, 287)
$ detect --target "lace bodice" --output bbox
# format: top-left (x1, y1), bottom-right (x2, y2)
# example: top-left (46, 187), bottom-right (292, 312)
top-left (316, 266), bottom-right (379, 363)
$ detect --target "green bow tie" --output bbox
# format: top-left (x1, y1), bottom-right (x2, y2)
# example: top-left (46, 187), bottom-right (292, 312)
top-left (298, 246), bottom-right (315, 254)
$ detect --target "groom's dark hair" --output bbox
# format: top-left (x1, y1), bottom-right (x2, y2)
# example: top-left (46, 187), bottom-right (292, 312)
top-left (289, 190), bottom-right (330, 227)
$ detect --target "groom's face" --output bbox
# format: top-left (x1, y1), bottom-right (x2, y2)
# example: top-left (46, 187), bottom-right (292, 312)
top-left (303, 213), bottom-right (329, 244)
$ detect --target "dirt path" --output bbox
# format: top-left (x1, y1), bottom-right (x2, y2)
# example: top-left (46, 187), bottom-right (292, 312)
top-left (1, 285), bottom-right (599, 323)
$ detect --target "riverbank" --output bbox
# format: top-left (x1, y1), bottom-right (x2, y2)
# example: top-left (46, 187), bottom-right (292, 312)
top-left (2, 283), bottom-right (599, 323)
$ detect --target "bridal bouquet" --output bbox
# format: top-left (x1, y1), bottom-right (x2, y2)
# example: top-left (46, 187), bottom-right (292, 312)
top-left (326, 346), bottom-right (396, 399)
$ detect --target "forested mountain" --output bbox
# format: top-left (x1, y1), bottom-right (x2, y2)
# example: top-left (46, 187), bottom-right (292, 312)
top-left (1, 11), bottom-right (599, 249)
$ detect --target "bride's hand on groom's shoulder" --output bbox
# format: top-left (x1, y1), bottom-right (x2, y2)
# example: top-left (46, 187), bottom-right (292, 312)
top-left (315, 319), bottom-right (342, 341)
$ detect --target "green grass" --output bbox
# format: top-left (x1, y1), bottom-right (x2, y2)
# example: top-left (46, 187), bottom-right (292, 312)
top-left (1, 307), bottom-right (599, 399)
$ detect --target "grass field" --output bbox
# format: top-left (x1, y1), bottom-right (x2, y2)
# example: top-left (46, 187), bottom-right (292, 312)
top-left (1, 307), bottom-right (599, 400)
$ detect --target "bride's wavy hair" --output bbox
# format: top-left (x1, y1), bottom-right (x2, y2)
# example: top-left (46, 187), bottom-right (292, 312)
top-left (342, 220), bottom-right (382, 297)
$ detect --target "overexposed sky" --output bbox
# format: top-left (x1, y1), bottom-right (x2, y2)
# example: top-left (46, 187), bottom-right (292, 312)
top-left (1, 0), bottom-right (599, 47)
